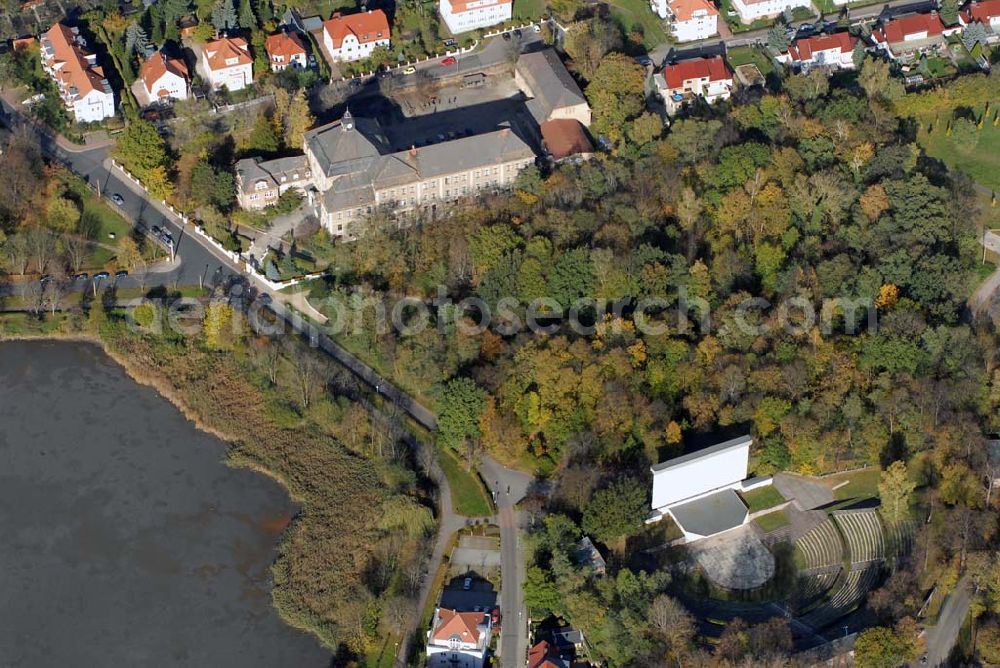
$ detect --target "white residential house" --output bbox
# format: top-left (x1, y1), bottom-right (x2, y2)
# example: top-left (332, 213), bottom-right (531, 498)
top-left (135, 50), bottom-right (189, 106)
top-left (426, 608), bottom-right (492, 668)
top-left (651, 0), bottom-right (719, 42)
top-left (776, 31), bottom-right (859, 70)
top-left (729, 0), bottom-right (811, 23)
top-left (40, 23), bottom-right (116, 123)
top-left (196, 36), bottom-right (253, 91)
top-left (960, 0), bottom-right (1000, 41)
top-left (439, 0), bottom-right (513, 34)
top-left (654, 55), bottom-right (733, 115)
top-left (321, 10), bottom-right (390, 63)
top-left (265, 30), bottom-right (308, 71)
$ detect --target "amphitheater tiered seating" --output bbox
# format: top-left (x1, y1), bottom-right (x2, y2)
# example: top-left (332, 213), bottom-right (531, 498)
top-left (885, 519), bottom-right (916, 561)
top-left (799, 565), bottom-right (880, 629)
top-left (796, 569), bottom-right (841, 606)
top-left (833, 510), bottom-right (885, 564)
top-left (794, 519), bottom-right (844, 571)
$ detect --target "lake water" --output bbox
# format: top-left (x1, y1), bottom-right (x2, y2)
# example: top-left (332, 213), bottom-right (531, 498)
top-left (0, 341), bottom-right (330, 667)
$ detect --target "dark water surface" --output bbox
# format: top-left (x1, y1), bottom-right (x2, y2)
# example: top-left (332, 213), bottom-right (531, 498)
top-left (0, 341), bottom-right (330, 667)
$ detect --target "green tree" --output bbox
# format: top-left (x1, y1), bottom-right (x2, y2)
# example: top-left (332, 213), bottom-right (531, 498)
top-left (582, 478), bottom-right (646, 548)
top-left (436, 377), bottom-right (486, 451)
top-left (524, 565), bottom-right (562, 617)
top-left (858, 57), bottom-right (904, 102)
top-left (113, 119), bottom-right (170, 183)
top-left (878, 460), bottom-right (915, 523)
top-left (115, 235), bottom-right (143, 271)
top-left (939, 0), bottom-right (959, 25)
top-left (190, 160), bottom-right (234, 208)
top-left (211, 0), bottom-right (237, 32)
top-left (854, 626), bottom-right (916, 668)
top-left (767, 25), bottom-right (789, 53)
top-left (282, 89), bottom-right (313, 149)
top-left (45, 196), bottom-right (81, 233)
top-left (627, 111), bottom-right (663, 147)
top-left (245, 112), bottom-right (279, 153)
top-left (584, 52), bottom-right (646, 143)
top-left (237, 0), bottom-right (256, 29)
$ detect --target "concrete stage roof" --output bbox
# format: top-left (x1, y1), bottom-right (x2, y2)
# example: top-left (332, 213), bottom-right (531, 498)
top-left (669, 488), bottom-right (748, 538)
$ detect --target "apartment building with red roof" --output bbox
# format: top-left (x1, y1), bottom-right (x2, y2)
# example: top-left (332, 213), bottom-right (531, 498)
top-left (439, 0), bottom-right (512, 34)
top-left (265, 31), bottom-right (308, 71)
top-left (40, 23), bottom-right (115, 123)
top-left (654, 56), bottom-right (733, 115)
top-left (777, 31), bottom-right (860, 70)
top-left (195, 36), bottom-right (253, 91)
top-left (321, 10), bottom-right (390, 63)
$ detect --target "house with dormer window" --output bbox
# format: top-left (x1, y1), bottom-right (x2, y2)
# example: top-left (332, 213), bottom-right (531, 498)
top-left (196, 36), bottom-right (253, 91)
top-left (321, 9), bottom-right (390, 63)
top-left (426, 608), bottom-right (492, 668)
top-left (40, 23), bottom-right (116, 122)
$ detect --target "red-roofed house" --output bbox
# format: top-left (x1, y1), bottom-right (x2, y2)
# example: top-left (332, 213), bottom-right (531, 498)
top-left (426, 607), bottom-right (492, 668)
top-left (135, 50), bottom-right (188, 106)
top-left (654, 56), bottom-right (733, 115)
top-left (322, 10), bottom-right (390, 63)
top-left (960, 0), bottom-right (1000, 39)
top-left (40, 23), bottom-right (116, 123)
top-left (651, 0), bottom-right (718, 42)
top-left (196, 36), bottom-right (253, 91)
top-left (540, 119), bottom-right (594, 161)
top-left (777, 31), bottom-right (859, 70)
top-left (872, 12), bottom-right (959, 58)
top-left (528, 640), bottom-right (569, 668)
top-left (440, 0), bottom-right (512, 34)
top-left (265, 31), bottom-right (308, 71)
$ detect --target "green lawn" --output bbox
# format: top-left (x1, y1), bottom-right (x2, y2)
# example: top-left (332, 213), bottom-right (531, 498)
top-left (513, 0), bottom-right (546, 21)
top-left (719, 0), bottom-right (771, 33)
top-left (437, 447), bottom-right (494, 517)
top-left (608, 0), bottom-right (670, 48)
top-left (726, 45), bottom-right (775, 76)
top-left (918, 114), bottom-right (1000, 192)
top-left (829, 468), bottom-right (881, 500)
top-left (755, 509), bottom-right (790, 533)
top-left (925, 56), bottom-right (957, 79)
top-left (61, 173), bottom-right (138, 269)
top-left (740, 485), bottom-right (787, 512)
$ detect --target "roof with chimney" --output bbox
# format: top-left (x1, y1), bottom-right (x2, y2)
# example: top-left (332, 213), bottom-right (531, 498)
top-left (236, 155), bottom-right (311, 193)
top-left (872, 12), bottom-right (945, 44)
top-left (431, 608), bottom-right (488, 645)
top-left (139, 50), bottom-right (188, 96)
top-left (265, 31), bottom-right (307, 61)
top-left (202, 36), bottom-right (251, 71)
top-left (323, 9), bottom-right (390, 49)
top-left (661, 55), bottom-right (731, 89)
top-left (786, 31), bottom-right (858, 61)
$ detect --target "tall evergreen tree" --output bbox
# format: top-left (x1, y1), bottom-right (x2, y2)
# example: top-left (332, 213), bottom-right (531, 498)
top-left (211, 0), bottom-right (238, 32)
top-left (124, 21), bottom-right (150, 57)
top-left (237, 0), bottom-right (257, 30)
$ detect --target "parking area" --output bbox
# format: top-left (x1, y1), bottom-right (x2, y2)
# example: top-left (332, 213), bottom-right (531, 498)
top-left (439, 573), bottom-right (499, 612)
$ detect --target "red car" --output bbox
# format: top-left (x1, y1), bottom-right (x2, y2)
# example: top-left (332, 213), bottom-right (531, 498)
top-left (441, 56), bottom-right (457, 66)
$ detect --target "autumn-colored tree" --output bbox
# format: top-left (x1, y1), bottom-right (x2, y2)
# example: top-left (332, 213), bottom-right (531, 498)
top-left (879, 460), bottom-right (916, 523)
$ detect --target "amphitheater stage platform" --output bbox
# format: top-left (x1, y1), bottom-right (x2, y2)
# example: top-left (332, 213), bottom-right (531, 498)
top-left (690, 525), bottom-right (776, 590)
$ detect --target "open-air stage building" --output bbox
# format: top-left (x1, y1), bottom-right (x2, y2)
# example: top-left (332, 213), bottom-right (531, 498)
top-left (647, 435), bottom-right (774, 542)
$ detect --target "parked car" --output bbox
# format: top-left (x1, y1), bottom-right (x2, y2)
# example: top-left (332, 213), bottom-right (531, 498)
top-left (441, 56), bottom-right (457, 66)
top-left (93, 271), bottom-right (110, 280)
top-left (532, 23), bottom-right (541, 32)
top-left (349, 78), bottom-right (362, 88)
top-left (635, 55), bottom-right (653, 66)
top-left (443, 38), bottom-right (457, 47)
top-left (514, 28), bottom-right (522, 38)
top-left (463, 577), bottom-right (473, 590)
top-left (74, 273), bottom-right (88, 281)
top-left (502, 31), bottom-right (511, 41)
top-left (403, 65), bottom-right (416, 75)
top-left (39, 274), bottom-right (51, 284)
top-left (111, 193), bottom-right (125, 206)
top-left (151, 225), bottom-right (162, 238)
top-left (115, 270), bottom-right (128, 279)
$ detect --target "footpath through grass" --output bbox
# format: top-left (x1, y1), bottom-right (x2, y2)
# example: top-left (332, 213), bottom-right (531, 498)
top-left (438, 446), bottom-right (494, 517)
